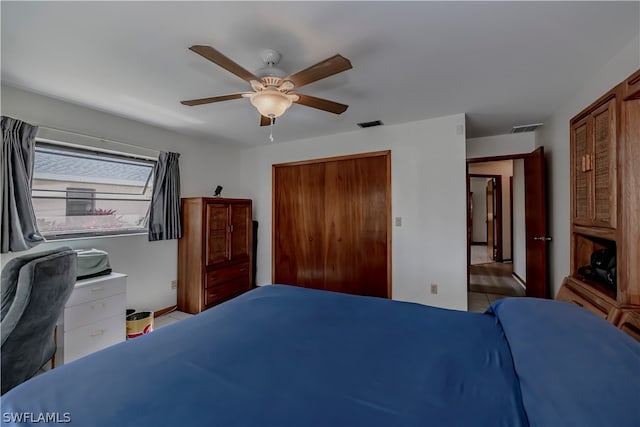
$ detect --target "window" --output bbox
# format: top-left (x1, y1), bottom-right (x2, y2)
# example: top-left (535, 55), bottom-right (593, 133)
top-left (65, 188), bottom-right (96, 216)
top-left (32, 141), bottom-right (156, 239)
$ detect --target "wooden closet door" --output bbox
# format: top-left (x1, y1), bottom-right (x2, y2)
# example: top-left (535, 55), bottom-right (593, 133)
top-left (273, 163), bottom-right (326, 288)
top-left (273, 151), bottom-right (391, 298)
top-left (324, 156), bottom-right (389, 298)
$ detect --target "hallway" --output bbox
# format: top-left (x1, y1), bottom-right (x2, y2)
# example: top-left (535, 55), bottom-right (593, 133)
top-left (470, 244), bottom-right (493, 265)
top-left (467, 262), bottom-right (525, 313)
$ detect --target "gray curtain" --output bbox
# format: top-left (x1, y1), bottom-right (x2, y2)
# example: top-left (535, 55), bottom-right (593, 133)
top-left (1, 116), bottom-right (44, 253)
top-left (148, 151), bottom-right (182, 241)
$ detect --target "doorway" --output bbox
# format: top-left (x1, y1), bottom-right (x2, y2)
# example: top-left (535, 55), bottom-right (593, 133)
top-left (469, 174), bottom-right (502, 264)
top-left (466, 148), bottom-right (549, 312)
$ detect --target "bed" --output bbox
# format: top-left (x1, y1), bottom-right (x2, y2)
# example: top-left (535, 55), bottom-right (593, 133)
top-left (1, 285), bottom-right (639, 426)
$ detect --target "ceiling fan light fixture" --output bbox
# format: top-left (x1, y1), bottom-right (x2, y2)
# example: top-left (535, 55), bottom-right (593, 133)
top-left (181, 46), bottom-right (352, 124)
top-left (249, 88), bottom-right (293, 118)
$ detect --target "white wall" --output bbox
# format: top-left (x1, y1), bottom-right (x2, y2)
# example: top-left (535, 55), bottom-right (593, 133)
top-left (240, 114), bottom-right (468, 311)
top-left (468, 160), bottom-right (513, 260)
top-left (512, 159), bottom-right (526, 282)
top-left (466, 132), bottom-right (536, 158)
top-left (470, 177), bottom-right (489, 243)
top-left (537, 34), bottom-right (640, 298)
top-left (1, 85), bottom-right (244, 311)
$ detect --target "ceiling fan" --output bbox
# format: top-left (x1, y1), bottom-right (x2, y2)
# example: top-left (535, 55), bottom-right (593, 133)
top-left (181, 45), bottom-right (352, 126)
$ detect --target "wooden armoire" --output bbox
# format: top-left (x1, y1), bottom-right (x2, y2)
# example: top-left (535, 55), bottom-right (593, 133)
top-left (556, 69), bottom-right (640, 340)
top-left (178, 198), bottom-right (253, 314)
top-left (273, 151), bottom-right (391, 298)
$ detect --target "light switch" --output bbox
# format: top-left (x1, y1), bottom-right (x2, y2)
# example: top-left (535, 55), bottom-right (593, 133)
top-left (395, 217), bottom-right (402, 227)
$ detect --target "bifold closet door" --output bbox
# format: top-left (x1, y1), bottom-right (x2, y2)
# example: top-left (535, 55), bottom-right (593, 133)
top-left (273, 162), bottom-right (326, 288)
top-left (273, 152), bottom-right (390, 298)
top-left (323, 156), bottom-right (388, 297)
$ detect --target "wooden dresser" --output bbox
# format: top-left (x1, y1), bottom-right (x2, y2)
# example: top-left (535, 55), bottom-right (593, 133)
top-left (178, 197), bottom-right (253, 314)
top-left (556, 69), bottom-right (640, 339)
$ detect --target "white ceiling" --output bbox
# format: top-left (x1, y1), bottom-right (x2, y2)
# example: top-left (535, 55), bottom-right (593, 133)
top-left (2, 2), bottom-right (638, 146)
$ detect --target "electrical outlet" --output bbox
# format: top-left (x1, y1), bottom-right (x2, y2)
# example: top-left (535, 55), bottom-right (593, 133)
top-left (430, 283), bottom-right (438, 295)
top-left (171, 280), bottom-right (177, 290)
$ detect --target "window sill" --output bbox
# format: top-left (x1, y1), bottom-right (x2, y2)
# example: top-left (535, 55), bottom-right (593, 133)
top-left (43, 231), bottom-right (148, 242)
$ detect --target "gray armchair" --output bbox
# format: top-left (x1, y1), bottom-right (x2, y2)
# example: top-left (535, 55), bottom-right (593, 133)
top-left (1, 247), bottom-right (77, 394)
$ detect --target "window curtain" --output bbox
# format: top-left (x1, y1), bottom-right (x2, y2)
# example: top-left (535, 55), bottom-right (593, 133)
top-left (1, 116), bottom-right (45, 253)
top-left (148, 151), bottom-right (182, 241)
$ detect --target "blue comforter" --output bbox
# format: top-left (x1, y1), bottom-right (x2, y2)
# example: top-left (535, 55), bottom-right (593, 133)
top-left (2, 285), bottom-right (639, 426)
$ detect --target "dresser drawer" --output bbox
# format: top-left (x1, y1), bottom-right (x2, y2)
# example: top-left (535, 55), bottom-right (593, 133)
top-left (64, 292), bottom-right (126, 332)
top-left (66, 274), bottom-right (127, 307)
top-left (206, 263), bottom-right (249, 288)
top-left (556, 279), bottom-right (615, 320)
top-left (205, 276), bottom-right (251, 307)
top-left (64, 314), bottom-right (125, 363)
top-left (616, 310), bottom-right (640, 341)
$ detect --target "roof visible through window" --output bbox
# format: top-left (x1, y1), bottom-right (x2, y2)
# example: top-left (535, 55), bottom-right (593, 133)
top-left (31, 141), bottom-right (157, 239)
top-left (34, 145), bottom-right (154, 188)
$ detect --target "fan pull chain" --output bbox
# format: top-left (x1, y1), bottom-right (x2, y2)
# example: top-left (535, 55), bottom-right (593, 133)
top-left (269, 117), bottom-right (275, 142)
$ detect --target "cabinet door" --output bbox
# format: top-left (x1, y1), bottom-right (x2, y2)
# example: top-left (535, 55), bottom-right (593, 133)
top-left (206, 203), bottom-right (230, 265)
top-left (591, 100), bottom-right (616, 229)
top-left (230, 203), bottom-right (251, 261)
top-left (571, 117), bottom-right (591, 226)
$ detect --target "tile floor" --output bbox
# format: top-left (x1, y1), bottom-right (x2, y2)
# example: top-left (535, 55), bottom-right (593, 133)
top-left (470, 244), bottom-right (493, 265)
top-left (468, 291), bottom-right (509, 313)
top-left (467, 261), bottom-right (525, 313)
top-left (154, 310), bottom-right (194, 329)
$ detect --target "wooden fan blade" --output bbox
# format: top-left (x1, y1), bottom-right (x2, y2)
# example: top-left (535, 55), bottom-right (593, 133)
top-left (180, 93), bottom-right (244, 106)
top-left (260, 115), bottom-right (275, 126)
top-left (293, 93), bottom-right (348, 114)
top-left (189, 45), bottom-right (258, 82)
top-left (285, 54), bottom-right (352, 89)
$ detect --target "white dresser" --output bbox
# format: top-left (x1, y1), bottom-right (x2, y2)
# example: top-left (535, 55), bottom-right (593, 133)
top-left (56, 273), bottom-right (127, 366)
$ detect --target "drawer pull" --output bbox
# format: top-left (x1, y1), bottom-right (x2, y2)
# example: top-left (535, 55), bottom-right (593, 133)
top-left (240, 268), bottom-right (247, 272)
top-left (90, 330), bottom-right (106, 337)
top-left (89, 302), bottom-right (107, 310)
top-left (90, 286), bottom-right (105, 292)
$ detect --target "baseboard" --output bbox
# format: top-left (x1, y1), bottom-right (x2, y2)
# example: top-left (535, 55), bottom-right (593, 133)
top-left (154, 305), bottom-right (178, 318)
top-left (471, 242), bottom-right (488, 246)
top-left (512, 272), bottom-right (526, 289)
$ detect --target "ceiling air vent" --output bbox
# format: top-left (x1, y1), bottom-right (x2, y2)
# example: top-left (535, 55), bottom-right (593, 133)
top-left (511, 123), bottom-right (543, 133)
top-left (357, 120), bottom-right (384, 128)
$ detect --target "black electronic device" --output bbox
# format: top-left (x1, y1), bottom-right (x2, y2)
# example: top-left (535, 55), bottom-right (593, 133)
top-left (213, 185), bottom-right (223, 197)
top-left (578, 248), bottom-right (616, 289)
